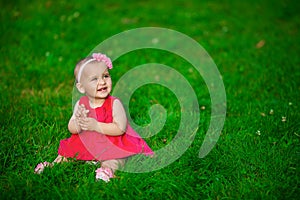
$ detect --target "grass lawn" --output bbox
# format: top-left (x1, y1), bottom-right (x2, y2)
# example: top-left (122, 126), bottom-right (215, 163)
top-left (1, 0), bottom-right (299, 199)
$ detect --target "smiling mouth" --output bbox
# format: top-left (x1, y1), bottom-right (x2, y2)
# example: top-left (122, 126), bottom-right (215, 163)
top-left (97, 87), bottom-right (107, 92)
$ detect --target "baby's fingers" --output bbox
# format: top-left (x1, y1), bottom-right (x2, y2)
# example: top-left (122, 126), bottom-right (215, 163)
top-left (78, 104), bottom-right (89, 117)
top-left (83, 109), bottom-right (89, 117)
top-left (78, 121), bottom-right (89, 131)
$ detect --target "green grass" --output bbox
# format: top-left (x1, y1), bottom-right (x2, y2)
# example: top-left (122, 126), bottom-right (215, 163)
top-left (1, 0), bottom-right (299, 199)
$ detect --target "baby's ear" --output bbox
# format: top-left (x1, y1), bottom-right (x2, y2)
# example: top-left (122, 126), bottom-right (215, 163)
top-left (76, 82), bottom-right (85, 94)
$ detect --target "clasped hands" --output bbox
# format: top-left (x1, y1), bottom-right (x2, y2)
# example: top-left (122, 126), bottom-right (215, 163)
top-left (75, 104), bottom-right (100, 132)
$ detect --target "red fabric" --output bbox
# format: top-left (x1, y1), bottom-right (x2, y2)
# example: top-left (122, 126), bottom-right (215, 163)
top-left (58, 95), bottom-right (153, 161)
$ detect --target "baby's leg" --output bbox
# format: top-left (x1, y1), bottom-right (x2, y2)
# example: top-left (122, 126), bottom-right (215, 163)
top-left (101, 158), bottom-right (126, 173)
top-left (53, 155), bottom-right (68, 163)
top-left (34, 155), bottom-right (68, 174)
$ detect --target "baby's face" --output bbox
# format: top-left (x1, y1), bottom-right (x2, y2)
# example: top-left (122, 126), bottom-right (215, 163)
top-left (80, 62), bottom-right (112, 100)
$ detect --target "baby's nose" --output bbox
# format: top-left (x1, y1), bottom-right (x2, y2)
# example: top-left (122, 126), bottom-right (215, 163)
top-left (98, 77), bottom-right (105, 85)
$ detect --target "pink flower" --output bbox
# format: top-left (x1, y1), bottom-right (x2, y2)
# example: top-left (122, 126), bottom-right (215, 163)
top-left (95, 167), bottom-right (114, 182)
top-left (92, 53), bottom-right (113, 69)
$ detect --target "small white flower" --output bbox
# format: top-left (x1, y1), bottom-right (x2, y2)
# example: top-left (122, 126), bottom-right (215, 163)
top-left (256, 130), bottom-right (261, 136)
top-left (269, 109), bottom-right (274, 115)
top-left (281, 116), bottom-right (286, 122)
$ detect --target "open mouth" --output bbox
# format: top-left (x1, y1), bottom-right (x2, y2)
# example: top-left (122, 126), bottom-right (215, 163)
top-left (97, 87), bottom-right (107, 92)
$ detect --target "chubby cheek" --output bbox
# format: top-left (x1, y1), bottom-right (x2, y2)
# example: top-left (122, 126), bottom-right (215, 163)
top-left (107, 79), bottom-right (112, 88)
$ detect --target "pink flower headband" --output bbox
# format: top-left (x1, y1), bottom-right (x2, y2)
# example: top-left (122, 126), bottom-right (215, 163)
top-left (77, 53), bottom-right (113, 82)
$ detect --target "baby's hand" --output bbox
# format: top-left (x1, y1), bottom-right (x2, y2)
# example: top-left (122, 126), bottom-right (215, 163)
top-left (77, 117), bottom-right (100, 132)
top-left (75, 104), bottom-right (89, 119)
top-left (73, 104), bottom-right (89, 133)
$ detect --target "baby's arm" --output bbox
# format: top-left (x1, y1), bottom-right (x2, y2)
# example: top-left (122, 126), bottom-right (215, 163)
top-left (78, 99), bottom-right (127, 136)
top-left (98, 99), bottom-right (127, 135)
top-left (112, 99), bottom-right (127, 133)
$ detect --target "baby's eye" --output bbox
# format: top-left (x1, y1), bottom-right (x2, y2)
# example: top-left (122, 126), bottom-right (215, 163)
top-left (91, 77), bottom-right (98, 81)
top-left (103, 74), bottom-right (110, 78)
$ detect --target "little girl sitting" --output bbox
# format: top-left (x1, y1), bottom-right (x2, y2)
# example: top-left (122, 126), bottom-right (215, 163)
top-left (35, 53), bottom-right (153, 182)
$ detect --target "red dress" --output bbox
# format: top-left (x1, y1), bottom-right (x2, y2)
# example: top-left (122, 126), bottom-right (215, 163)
top-left (58, 95), bottom-right (153, 161)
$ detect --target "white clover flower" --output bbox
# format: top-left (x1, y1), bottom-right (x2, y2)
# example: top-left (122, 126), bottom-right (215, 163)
top-left (256, 130), bottom-right (261, 136)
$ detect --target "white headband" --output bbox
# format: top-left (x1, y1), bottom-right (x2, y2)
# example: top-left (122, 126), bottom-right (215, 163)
top-left (77, 58), bottom-right (96, 83)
